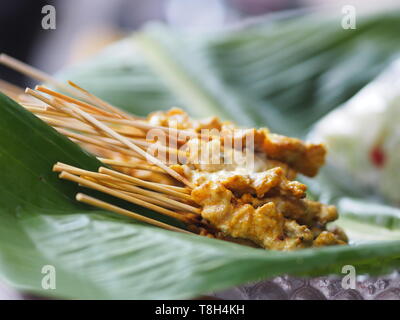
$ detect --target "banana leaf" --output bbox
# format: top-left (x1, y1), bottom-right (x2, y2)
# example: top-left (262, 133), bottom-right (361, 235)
top-left (1, 9), bottom-right (400, 299)
top-left (1, 94), bottom-right (400, 299)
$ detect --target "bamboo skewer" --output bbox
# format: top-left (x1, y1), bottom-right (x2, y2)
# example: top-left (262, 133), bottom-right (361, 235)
top-left (57, 123), bottom-right (153, 149)
top-left (0, 79), bottom-right (26, 100)
top-left (99, 167), bottom-right (192, 201)
top-left (59, 171), bottom-right (192, 223)
top-left (53, 163), bottom-right (199, 214)
top-left (23, 106), bottom-right (49, 114)
top-left (53, 163), bottom-right (113, 180)
top-left (36, 85), bottom-right (121, 119)
top-left (98, 178), bottom-right (200, 214)
top-left (54, 162), bottom-right (192, 200)
top-left (0, 54), bottom-right (126, 115)
top-left (150, 182), bottom-right (190, 194)
top-left (25, 89), bottom-right (151, 159)
top-left (0, 79), bottom-right (24, 94)
top-left (91, 134), bottom-right (186, 159)
top-left (93, 178), bottom-right (198, 213)
top-left (54, 162), bottom-right (192, 201)
top-left (56, 128), bottom-right (140, 157)
top-left (25, 101), bottom-right (147, 137)
top-left (27, 106), bottom-right (147, 139)
top-left (50, 95), bottom-right (195, 187)
top-left (74, 178), bottom-right (206, 233)
top-left (113, 189), bottom-right (187, 211)
top-left (31, 88), bottom-right (187, 157)
top-left (67, 81), bottom-right (132, 119)
top-left (87, 178), bottom-right (198, 218)
top-left (23, 106), bottom-right (62, 116)
top-left (0, 54), bottom-right (72, 93)
top-left (26, 88), bottom-right (192, 161)
top-left (40, 116), bottom-right (101, 135)
top-left (98, 158), bottom-right (166, 173)
top-left (25, 88), bottom-right (89, 123)
top-left (76, 193), bottom-right (192, 234)
top-left (26, 88), bottom-right (110, 118)
top-left (88, 114), bottom-right (192, 145)
top-left (100, 118), bottom-right (197, 140)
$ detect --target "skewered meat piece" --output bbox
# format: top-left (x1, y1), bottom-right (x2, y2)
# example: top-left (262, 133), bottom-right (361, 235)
top-left (192, 181), bottom-right (345, 250)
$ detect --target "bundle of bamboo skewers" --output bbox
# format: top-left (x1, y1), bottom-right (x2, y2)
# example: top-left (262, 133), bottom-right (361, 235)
top-left (0, 54), bottom-right (228, 238)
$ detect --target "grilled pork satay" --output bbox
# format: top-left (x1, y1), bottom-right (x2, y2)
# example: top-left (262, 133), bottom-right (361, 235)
top-left (69, 107), bottom-right (346, 250)
top-left (191, 182), bottom-right (345, 250)
top-left (191, 182), bottom-right (313, 250)
top-left (0, 54), bottom-right (346, 251)
top-left (52, 104), bottom-right (346, 250)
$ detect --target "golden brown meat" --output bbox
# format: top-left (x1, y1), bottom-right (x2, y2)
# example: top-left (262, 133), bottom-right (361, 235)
top-left (261, 133), bottom-right (326, 177)
top-left (147, 108), bottom-right (227, 133)
top-left (148, 108), bottom-right (327, 177)
top-left (261, 196), bottom-right (338, 228)
top-left (191, 181), bottom-right (346, 250)
top-left (313, 231), bottom-right (347, 247)
top-left (191, 182), bottom-right (315, 250)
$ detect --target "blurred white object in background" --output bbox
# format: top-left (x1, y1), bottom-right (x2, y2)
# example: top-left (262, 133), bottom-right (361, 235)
top-left (165, 0), bottom-right (226, 31)
top-left (310, 58), bottom-right (400, 205)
